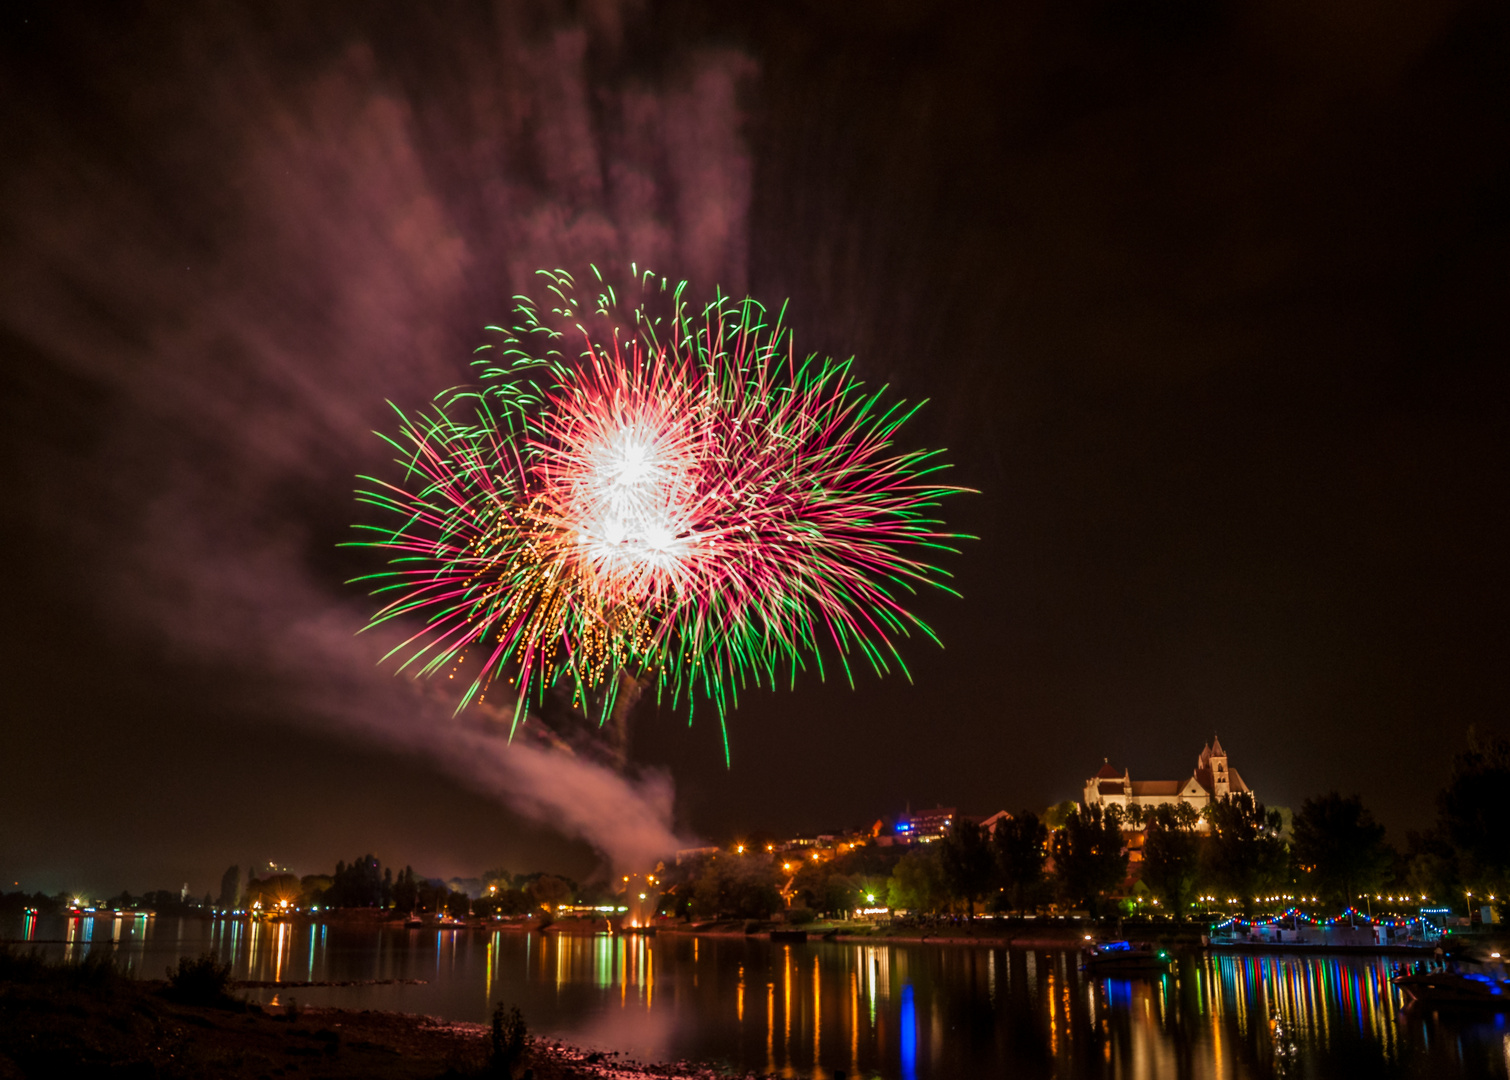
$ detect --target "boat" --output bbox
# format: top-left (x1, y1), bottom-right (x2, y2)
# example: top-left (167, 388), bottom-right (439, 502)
top-left (403, 915), bottom-right (424, 929)
top-left (770, 929), bottom-right (808, 944)
top-left (1203, 910), bottom-right (1441, 953)
top-left (1082, 939), bottom-right (1173, 973)
top-left (1391, 956), bottom-right (1510, 1009)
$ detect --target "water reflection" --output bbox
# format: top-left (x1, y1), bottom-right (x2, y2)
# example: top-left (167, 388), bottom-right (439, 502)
top-left (898, 983), bottom-right (917, 1080)
top-left (5, 913), bottom-right (1508, 1079)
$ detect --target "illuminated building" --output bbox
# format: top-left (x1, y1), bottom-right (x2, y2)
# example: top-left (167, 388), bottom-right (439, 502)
top-left (894, 806), bottom-right (955, 843)
top-left (1083, 737), bottom-right (1254, 829)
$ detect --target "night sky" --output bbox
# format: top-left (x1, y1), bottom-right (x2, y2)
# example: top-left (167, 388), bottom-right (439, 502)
top-left (2, 1), bottom-right (1506, 896)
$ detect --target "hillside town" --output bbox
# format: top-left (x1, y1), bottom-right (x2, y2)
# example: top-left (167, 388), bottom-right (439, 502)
top-left (8, 735), bottom-right (1503, 937)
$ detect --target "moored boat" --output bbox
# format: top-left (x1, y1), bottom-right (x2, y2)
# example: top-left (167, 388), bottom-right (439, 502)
top-left (1082, 939), bottom-right (1173, 973)
top-left (1391, 955), bottom-right (1509, 1009)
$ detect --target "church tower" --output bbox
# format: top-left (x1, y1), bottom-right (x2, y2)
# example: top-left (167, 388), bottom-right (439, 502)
top-left (1209, 735), bottom-right (1230, 798)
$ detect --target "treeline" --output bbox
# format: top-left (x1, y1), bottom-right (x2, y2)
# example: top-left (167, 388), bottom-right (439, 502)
top-left (662, 731), bottom-right (1509, 922)
top-left (0, 890), bottom-right (211, 918)
top-left (222, 856), bottom-right (610, 917)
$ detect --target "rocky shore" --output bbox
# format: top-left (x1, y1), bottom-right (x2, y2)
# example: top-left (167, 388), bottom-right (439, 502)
top-left (0, 966), bottom-right (753, 1080)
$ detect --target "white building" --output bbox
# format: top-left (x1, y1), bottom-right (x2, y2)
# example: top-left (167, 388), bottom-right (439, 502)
top-left (1082, 737), bottom-right (1253, 828)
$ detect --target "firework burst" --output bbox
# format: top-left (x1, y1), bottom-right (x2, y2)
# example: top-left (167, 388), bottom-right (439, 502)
top-left (352, 268), bottom-right (969, 760)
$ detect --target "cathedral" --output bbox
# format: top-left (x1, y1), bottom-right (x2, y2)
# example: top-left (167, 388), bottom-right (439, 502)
top-left (1082, 737), bottom-right (1254, 828)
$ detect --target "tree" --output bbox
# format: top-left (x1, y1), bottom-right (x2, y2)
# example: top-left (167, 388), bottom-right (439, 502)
top-left (245, 873), bottom-right (301, 910)
top-left (1140, 804), bottom-right (1200, 918)
top-left (785, 845), bottom-right (902, 915)
top-left (994, 811), bottom-right (1049, 914)
top-left (329, 855), bottom-right (385, 908)
top-left (217, 865), bottom-right (240, 909)
top-left (1170, 801), bottom-right (1202, 831)
top-left (1201, 794), bottom-right (1288, 915)
top-left (527, 875), bottom-right (574, 913)
top-left (483, 868), bottom-right (517, 893)
top-left (1042, 800), bottom-right (1079, 830)
top-left (299, 875), bottom-right (334, 906)
top-left (393, 866), bottom-right (419, 914)
top-left (1401, 829), bottom-right (1460, 908)
top-left (888, 845), bottom-right (946, 914)
top-left (816, 873), bottom-right (859, 917)
top-left (939, 817), bottom-right (996, 917)
top-left (1051, 804), bottom-right (1127, 916)
top-left (1291, 792), bottom-right (1393, 918)
top-left (1437, 727), bottom-right (1510, 918)
top-left (689, 854), bottom-right (781, 919)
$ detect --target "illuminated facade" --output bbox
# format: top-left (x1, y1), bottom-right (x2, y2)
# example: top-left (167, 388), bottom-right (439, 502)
top-left (1082, 737), bottom-right (1253, 828)
top-left (896, 807), bottom-right (955, 843)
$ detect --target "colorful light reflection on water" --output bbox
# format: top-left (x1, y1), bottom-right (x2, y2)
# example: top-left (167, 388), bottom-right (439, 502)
top-left (4, 913), bottom-right (1507, 1079)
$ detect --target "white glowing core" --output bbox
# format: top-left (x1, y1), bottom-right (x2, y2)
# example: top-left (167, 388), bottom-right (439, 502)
top-left (568, 421), bottom-right (700, 600)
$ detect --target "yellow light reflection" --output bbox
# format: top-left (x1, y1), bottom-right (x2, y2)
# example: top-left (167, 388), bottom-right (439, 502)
top-left (1047, 965), bottom-right (1057, 1057)
top-left (766, 980), bottom-right (775, 1074)
top-left (486, 935), bottom-right (495, 1005)
top-left (783, 945), bottom-right (792, 1064)
top-left (273, 922), bottom-right (287, 984)
top-left (850, 968), bottom-right (859, 1076)
top-left (813, 954), bottom-right (821, 1066)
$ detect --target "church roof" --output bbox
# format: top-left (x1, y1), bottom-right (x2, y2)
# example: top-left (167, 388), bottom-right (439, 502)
top-left (1085, 741), bottom-right (1252, 806)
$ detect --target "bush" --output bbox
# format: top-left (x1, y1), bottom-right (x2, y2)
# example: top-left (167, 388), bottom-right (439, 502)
top-left (0, 945), bottom-right (125, 995)
top-left (163, 952), bottom-right (237, 1007)
top-left (488, 1002), bottom-right (529, 1079)
top-left (784, 907), bottom-right (816, 925)
top-left (0, 944), bottom-right (47, 982)
top-left (66, 949), bottom-right (123, 993)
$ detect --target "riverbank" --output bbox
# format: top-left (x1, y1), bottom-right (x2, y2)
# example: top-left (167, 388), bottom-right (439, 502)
top-left (0, 966), bottom-right (750, 1079)
top-left (659, 918), bottom-right (1510, 957)
top-left (659, 918), bottom-right (1209, 950)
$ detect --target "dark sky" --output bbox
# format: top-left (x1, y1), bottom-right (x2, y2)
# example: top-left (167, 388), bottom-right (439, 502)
top-left (2, 1), bottom-right (1506, 896)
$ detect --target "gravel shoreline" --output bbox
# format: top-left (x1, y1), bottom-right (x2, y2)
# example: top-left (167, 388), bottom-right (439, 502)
top-left (304, 1009), bottom-right (773, 1079)
top-left (0, 968), bottom-right (766, 1079)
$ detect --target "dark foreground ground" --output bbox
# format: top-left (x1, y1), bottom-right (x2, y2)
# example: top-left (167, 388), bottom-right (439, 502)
top-left (0, 960), bottom-right (742, 1080)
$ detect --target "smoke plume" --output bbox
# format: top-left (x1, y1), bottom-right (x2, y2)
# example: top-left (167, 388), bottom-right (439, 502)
top-left (0, 3), bottom-right (755, 872)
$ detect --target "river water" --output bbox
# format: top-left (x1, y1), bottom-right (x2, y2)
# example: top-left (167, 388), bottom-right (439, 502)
top-left (6, 913), bottom-right (1508, 1079)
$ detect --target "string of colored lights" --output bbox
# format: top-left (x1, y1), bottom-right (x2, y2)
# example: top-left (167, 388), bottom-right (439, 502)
top-left (1208, 907), bottom-right (1439, 930)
